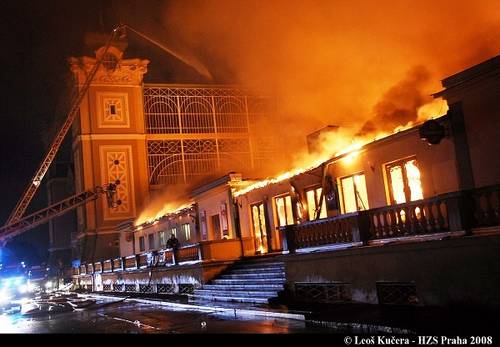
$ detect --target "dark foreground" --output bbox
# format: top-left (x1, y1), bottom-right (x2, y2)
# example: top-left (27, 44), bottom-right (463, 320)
top-left (1, 294), bottom-right (499, 334)
top-left (0, 298), bottom-right (327, 334)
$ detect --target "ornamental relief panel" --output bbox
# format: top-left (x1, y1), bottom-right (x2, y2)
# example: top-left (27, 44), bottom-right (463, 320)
top-left (99, 146), bottom-right (136, 221)
top-left (96, 92), bottom-right (130, 128)
top-left (68, 56), bottom-right (149, 86)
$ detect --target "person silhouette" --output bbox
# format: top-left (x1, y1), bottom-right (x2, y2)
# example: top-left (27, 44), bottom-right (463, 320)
top-left (166, 233), bottom-right (180, 265)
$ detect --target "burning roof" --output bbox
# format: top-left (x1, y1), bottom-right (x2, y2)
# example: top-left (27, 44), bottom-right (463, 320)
top-left (233, 109), bottom-right (448, 198)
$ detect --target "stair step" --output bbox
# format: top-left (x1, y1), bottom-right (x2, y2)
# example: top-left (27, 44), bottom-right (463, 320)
top-left (219, 273), bottom-right (285, 280)
top-left (232, 262), bottom-right (285, 269)
top-left (203, 284), bottom-right (284, 291)
top-left (191, 258), bottom-right (286, 305)
top-left (194, 289), bottom-right (278, 298)
top-left (230, 268), bottom-right (285, 274)
top-left (189, 295), bottom-right (269, 304)
top-left (212, 278), bottom-right (285, 285)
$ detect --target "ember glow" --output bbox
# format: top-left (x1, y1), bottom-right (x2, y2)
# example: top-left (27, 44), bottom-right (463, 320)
top-left (234, 99), bottom-right (447, 197)
top-left (135, 201), bottom-right (193, 227)
top-left (138, 0), bottom-right (492, 217)
top-left (134, 185), bottom-right (194, 226)
top-left (164, 0), bottom-right (499, 151)
top-left (406, 160), bottom-right (424, 202)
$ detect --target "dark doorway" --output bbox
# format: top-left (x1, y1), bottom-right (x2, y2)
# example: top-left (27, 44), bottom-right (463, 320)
top-left (211, 214), bottom-right (221, 240)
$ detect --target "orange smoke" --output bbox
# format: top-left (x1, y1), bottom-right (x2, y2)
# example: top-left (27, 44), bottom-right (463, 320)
top-left (133, 0), bottom-right (498, 217)
top-left (233, 100), bottom-right (447, 197)
top-left (161, 0), bottom-right (499, 143)
top-left (359, 66), bottom-right (432, 135)
top-left (135, 186), bottom-right (193, 226)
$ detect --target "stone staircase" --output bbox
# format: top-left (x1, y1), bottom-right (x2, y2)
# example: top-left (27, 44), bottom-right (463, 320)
top-left (189, 258), bottom-right (286, 304)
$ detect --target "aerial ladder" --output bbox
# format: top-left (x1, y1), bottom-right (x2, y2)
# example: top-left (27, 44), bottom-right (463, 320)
top-left (0, 182), bottom-right (121, 245)
top-left (1, 23), bottom-right (209, 246)
top-left (0, 25), bottom-right (127, 246)
top-left (4, 25), bottom-right (126, 226)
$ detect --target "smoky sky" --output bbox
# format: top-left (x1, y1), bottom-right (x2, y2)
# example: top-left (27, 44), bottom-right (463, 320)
top-left (162, 0), bottom-right (500, 137)
top-left (0, 0), bottom-right (499, 261)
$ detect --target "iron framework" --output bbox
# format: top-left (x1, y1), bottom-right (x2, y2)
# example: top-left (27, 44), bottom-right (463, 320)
top-left (143, 85), bottom-right (277, 186)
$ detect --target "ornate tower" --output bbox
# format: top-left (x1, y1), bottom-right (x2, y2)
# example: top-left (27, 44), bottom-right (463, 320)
top-left (69, 43), bottom-right (150, 262)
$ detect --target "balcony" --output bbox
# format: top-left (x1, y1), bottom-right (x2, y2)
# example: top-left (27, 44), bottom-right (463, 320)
top-left (74, 238), bottom-right (242, 276)
top-left (281, 184), bottom-right (500, 253)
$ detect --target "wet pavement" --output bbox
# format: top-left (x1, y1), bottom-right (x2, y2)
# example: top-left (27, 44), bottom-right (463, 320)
top-left (0, 297), bottom-right (330, 334)
top-left (2, 293), bottom-right (498, 334)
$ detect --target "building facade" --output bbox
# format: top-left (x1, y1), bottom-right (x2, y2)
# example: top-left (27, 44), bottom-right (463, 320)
top-left (74, 55), bottom-right (500, 308)
top-left (69, 44), bottom-right (280, 263)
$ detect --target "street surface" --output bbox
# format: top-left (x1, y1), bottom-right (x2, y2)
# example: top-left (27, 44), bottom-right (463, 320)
top-left (0, 297), bottom-right (329, 334)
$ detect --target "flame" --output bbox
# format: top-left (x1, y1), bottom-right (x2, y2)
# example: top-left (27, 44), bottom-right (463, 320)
top-left (405, 160), bottom-right (424, 201)
top-left (134, 201), bottom-right (194, 227)
top-left (342, 150), bottom-right (360, 165)
top-left (234, 99), bottom-right (447, 197)
top-left (417, 98), bottom-right (449, 122)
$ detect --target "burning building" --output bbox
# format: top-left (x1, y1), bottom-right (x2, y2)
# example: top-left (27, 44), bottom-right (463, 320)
top-left (74, 55), bottom-right (500, 308)
top-left (68, 38), bottom-right (281, 262)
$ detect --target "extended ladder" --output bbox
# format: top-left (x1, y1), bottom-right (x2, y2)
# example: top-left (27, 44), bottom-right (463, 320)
top-left (5, 25), bottom-right (125, 225)
top-left (0, 182), bottom-right (120, 244)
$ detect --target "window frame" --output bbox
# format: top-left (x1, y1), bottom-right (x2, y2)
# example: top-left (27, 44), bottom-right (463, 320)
top-left (250, 201), bottom-right (268, 253)
top-left (273, 193), bottom-right (295, 228)
top-left (338, 172), bottom-right (369, 214)
top-left (158, 231), bottom-right (166, 247)
top-left (181, 223), bottom-right (191, 241)
top-left (169, 226), bottom-right (177, 238)
top-left (139, 236), bottom-right (145, 252)
top-left (304, 184), bottom-right (327, 220)
top-left (384, 156), bottom-right (423, 205)
top-left (148, 233), bottom-right (155, 250)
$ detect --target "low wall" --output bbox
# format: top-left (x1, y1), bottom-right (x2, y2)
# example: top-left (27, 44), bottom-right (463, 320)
top-left (284, 232), bottom-right (500, 308)
top-left (74, 260), bottom-right (233, 294)
top-left (200, 239), bottom-right (242, 261)
top-left (241, 237), bottom-right (256, 256)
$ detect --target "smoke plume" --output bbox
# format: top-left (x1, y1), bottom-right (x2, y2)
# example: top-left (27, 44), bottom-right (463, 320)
top-left (130, 0), bottom-right (500, 220)
top-left (160, 0), bottom-right (500, 139)
top-left (360, 65), bottom-right (432, 135)
top-left (135, 185), bottom-right (192, 226)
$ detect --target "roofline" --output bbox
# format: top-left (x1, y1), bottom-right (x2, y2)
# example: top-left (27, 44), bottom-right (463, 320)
top-left (191, 172), bottom-right (240, 196)
top-left (433, 55), bottom-right (500, 97)
top-left (234, 116), bottom-right (448, 197)
top-left (144, 83), bottom-right (252, 89)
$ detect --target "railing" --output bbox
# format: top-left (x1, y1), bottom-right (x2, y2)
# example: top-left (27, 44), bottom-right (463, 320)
top-left (138, 253), bottom-right (149, 268)
top-left (368, 191), bottom-right (466, 240)
top-left (471, 184), bottom-right (500, 227)
top-left (74, 185), bottom-right (499, 275)
top-left (160, 249), bottom-right (173, 265)
top-left (279, 185), bottom-right (500, 251)
top-left (75, 244), bottom-right (203, 276)
top-left (177, 243), bottom-right (202, 263)
top-left (282, 212), bottom-right (369, 252)
top-left (103, 260), bottom-right (113, 272)
top-left (113, 258), bottom-right (123, 271)
top-left (124, 255), bottom-right (137, 270)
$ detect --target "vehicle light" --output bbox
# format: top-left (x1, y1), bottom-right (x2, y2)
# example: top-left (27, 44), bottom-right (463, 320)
top-left (18, 284), bottom-right (28, 294)
top-left (0, 288), bottom-right (11, 304)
